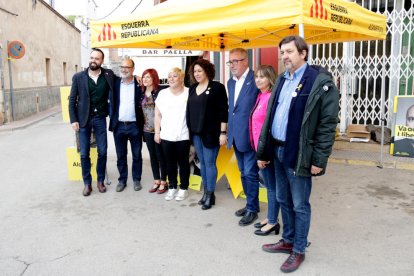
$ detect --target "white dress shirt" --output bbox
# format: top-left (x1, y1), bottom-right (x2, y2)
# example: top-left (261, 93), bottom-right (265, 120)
top-left (232, 67), bottom-right (250, 106)
top-left (118, 79), bottom-right (136, 122)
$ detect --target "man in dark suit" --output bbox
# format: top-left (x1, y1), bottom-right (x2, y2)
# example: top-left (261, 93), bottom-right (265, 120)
top-left (227, 48), bottom-right (260, 226)
top-left (109, 57), bottom-right (144, 192)
top-left (69, 48), bottom-right (114, 196)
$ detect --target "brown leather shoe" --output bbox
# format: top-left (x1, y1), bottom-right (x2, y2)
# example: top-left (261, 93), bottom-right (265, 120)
top-left (280, 251), bottom-right (305, 273)
top-left (262, 239), bottom-right (293, 253)
top-left (83, 184), bottom-right (92, 196)
top-left (97, 181), bottom-right (106, 193)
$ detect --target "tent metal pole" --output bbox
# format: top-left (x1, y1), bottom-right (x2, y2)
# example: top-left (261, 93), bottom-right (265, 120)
top-left (299, 24), bottom-right (304, 38)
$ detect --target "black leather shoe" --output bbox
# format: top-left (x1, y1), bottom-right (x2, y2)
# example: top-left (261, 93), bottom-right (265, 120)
top-left (235, 207), bottom-right (247, 217)
top-left (198, 190), bottom-right (208, 205)
top-left (254, 222), bottom-right (267, 229)
top-left (202, 191), bottom-right (215, 210)
top-left (133, 181), bottom-right (142, 191)
top-left (116, 182), bottom-right (126, 192)
top-left (254, 223), bottom-right (280, 236)
top-left (239, 211), bottom-right (258, 226)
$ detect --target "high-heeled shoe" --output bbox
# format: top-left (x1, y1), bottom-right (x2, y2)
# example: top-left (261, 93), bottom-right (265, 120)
top-left (149, 182), bottom-right (160, 193)
top-left (254, 223), bottom-right (280, 236)
top-left (254, 222), bottom-right (267, 229)
top-left (156, 183), bottom-right (168, 194)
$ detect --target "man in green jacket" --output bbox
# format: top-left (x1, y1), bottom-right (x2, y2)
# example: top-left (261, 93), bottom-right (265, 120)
top-left (256, 36), bottom-right (339, 273)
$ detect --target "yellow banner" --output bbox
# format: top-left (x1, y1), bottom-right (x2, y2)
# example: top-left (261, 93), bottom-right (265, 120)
top-left (60, 86), bottom-right (70, 123)
top-left (66, 147), bottom-right (97, 181)
top-left (91, 0), bottom-right (386, 51)
top-left (395, 125), bottom-right (414, 138)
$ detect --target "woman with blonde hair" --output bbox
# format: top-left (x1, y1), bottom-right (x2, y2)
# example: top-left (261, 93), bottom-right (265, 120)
top-left (154, 68), bottom-right (191, 201)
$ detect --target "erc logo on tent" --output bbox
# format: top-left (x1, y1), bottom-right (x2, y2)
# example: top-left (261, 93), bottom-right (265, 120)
top-left (98, 23), bottom-right (117, 42)
top-left (310, 0), bottom-right (353, 25)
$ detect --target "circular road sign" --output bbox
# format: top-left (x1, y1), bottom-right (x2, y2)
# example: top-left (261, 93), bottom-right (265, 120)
top-left (8, 41), bottom-right (26, 59)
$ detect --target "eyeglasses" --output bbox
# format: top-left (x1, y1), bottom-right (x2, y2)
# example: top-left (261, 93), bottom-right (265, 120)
top-left (120, 66), bottom-right (133, 69)
top-left (226, 58), bottom-right (246, 66)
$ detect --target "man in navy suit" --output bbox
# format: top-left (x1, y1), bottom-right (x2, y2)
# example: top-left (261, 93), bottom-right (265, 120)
top-left (69, 48), bottom-right (114, 196)
top-left (109, 57), bottom-right (144, 192)
top-left (227, 48), bottom-right (260, 226)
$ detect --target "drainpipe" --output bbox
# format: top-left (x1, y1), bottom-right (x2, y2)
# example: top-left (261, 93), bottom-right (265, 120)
top-left (0, 40), bottom-right (4, 124)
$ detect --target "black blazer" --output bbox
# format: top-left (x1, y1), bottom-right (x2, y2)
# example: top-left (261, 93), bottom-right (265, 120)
top-left (109, 77), bottom-right (144, 132)
top-left (187, 80), bottom-right (228, 148)
top-left (69, 68), bottom-right (115, 128)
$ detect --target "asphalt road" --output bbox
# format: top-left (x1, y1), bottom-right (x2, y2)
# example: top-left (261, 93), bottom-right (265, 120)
top-left (0, 114), bottom-right (413, 275)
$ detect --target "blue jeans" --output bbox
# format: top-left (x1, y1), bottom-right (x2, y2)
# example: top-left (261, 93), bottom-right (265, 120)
top-left (261, 161), bottom-right (280, 225)
top-left (78, 115), bottom-right (107, 185)
top-left (274, 146), bottom-right (312, 253)
top-left (113, 123), bottom-right (143, 184)
top-left (233, 144), bottom-right (259, 213)
top-left (192, 135), bottom-right (220, 192)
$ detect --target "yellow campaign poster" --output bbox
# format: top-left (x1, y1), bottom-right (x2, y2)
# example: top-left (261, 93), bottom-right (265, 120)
top-left (392, 96), bottom-right (414, 157)
top-left (188, 175), bottom-right (202, 191)
top-left (66, 147), bottom-right (97, 181)
top-left (60, 86), bottom-right (70, 122)
top-left (214, 146), bottom-right (268, 202)
top-left (239, 188), bottom-right (268, 203)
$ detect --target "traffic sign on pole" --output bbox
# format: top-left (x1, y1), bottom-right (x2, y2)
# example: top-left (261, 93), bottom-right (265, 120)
top-left (7, 41), bottom-right (25, 59)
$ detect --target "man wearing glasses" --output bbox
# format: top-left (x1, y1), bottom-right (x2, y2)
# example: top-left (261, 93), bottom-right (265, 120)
top-left (69, 48), bottom-right (115, 196)
top-left (227, 48), bottom-right (260, 226)
top-left (109, 57), bottom-right (144, 192)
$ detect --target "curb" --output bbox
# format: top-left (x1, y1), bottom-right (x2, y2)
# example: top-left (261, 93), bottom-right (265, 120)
top-left (329, 157), bottom-right (414, 171)
top-left (0, 107), bottom-right (61, 132)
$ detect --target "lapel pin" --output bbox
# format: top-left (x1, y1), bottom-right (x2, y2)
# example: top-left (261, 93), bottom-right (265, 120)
top-left (323, 85), bottom-right (329, 91)
top-left (292, 92), bottom-right (297, 97)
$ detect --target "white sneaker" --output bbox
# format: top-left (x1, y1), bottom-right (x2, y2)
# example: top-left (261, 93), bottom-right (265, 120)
top-left (175, 189), bottom-right (188, 201)
top-left (165, 188), bottom-right (178, 201)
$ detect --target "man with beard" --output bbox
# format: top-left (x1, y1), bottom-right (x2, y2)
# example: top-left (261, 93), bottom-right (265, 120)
top-left (69, 48), bottom-right (115, 196)
top-left (109, 57), bottom-right (144, 192)
top-left (256, 36), bottom-right (339, 273)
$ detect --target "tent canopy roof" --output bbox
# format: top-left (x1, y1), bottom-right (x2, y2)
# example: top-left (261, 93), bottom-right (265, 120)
top-left (91, 0), bottom-right (386, 51)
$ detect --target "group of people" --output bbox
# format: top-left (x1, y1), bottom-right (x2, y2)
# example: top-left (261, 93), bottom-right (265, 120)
top-left (68, 35), bottom-right (339, 273)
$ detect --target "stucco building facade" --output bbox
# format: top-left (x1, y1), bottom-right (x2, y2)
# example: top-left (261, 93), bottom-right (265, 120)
top-left (0, 0), bottom-right (81, 123)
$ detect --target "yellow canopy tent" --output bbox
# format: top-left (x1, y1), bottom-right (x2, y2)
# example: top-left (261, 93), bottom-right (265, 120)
top-left (91, 0), bottom-right (386, 50)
